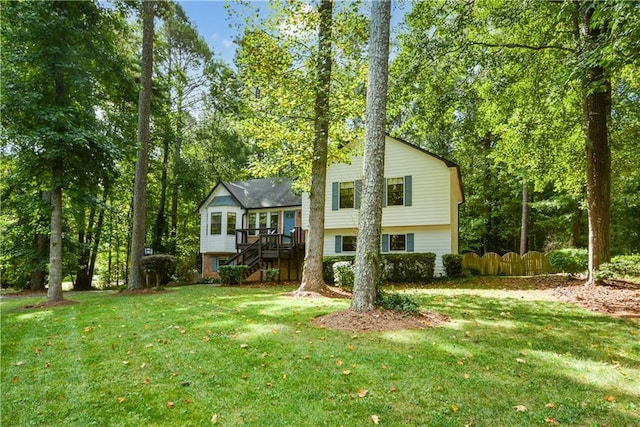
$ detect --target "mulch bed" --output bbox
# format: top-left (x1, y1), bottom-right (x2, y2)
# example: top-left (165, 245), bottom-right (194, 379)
top-left (312, 308), bottom-right (450, 332)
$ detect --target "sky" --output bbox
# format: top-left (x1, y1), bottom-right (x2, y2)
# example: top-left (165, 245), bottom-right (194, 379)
top-left (177, 0), bottom-right (410, 66)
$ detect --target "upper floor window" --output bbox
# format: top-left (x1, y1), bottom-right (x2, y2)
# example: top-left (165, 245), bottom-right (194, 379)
top-left (332, 180), bottom-right (361, 210)
top-left (210, 212), bottom-right (222, 235)
top-left (226, 212), bottom-right (236, 235)
top-left (387, 177), bottom-right (404, 206)
top-left (384, 176), bottom-right (412, 207)
top-left (339, 182), bottom-right (355, 209)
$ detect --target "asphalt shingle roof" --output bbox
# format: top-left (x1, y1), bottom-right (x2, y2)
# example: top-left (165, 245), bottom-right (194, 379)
top-left (223, 178), bottom-right (300, 209)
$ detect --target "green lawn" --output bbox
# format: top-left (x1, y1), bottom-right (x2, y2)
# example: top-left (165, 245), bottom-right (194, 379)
top-left (1, 284), bottom-right (638, 426)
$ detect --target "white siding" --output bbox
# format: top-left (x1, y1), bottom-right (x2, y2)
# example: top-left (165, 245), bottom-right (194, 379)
top-left (199, 187), bottom-right (241, 254)
top-left (306, 136), bottom-right (453, 231)
top-left (323, 225), bottom-right (453, 276)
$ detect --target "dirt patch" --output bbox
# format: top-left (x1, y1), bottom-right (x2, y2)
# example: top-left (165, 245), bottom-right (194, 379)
top-left (549, 281), bottom-right (640, 318)
top-left (286, 285), bottom-right (351, 299)
top-left (23, 299), bottom-right (80, 309)
top-left (312, 307), bottom-right (450, 332)
top-left (116, 288), bottom-right (170, 296)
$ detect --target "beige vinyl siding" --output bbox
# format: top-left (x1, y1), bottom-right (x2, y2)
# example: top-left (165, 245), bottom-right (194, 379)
top-left (318, 136), bottom-right (451, 230)
top-left (324, 225), bottom-right (452, 276)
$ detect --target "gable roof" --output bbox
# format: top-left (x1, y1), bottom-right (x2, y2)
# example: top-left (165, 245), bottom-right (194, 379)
top-left (197, 178), bottom-right (301, 212)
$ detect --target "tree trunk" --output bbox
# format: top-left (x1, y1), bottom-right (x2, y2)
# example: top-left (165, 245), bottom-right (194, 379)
top-left (296, 0), bottom-right (333, 295)
top-left (87, 185), bottom-right (108, 284)
top-left (519, 180), bottom-right (528, 255)
top-left (579, 5), bottom-right (611, 284)
top-left (351, 0), bottom-right (391, 312)
top-left (129, 0), bottom-right (155, 290)
top-left (47, 159), bottom-right (64, 302)
top-left (75, 203), bottom-right (96, 290)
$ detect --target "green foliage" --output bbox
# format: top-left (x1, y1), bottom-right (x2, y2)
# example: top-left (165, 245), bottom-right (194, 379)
top-left (376, 290), bottom-right (420, 314)
top-left (548, 248), bottom-right (588, 275)
top-left (218, 265), bottom-right (249, 285)
top-left (322, 255), bottom-right (355, 284)
top-left (595, 254), bottom-right (640, 282)
top-left (140, 255), bottom-right (176, 288)
top-left (381, 253), bottom-right (436, 283)
top-left (264, 268), bottom-right (280, 282)
top-left (332, 261), bottom-right (354, 291)
top-left (442, 254), bottom-right (463, 277)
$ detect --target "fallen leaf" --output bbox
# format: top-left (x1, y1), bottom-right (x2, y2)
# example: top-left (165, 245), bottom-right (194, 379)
top-left (371, 415), bottom-right (380, 424)
top-left (184, 398), bottom-right (192, 404)
top-left (348, 344), bottom-right (355, 351)
top-left (241, 373), bottom-right (248, 380)
top-left (343, 370), bottom-right (351, 375)
top-left (545, 417), bottom-right (559, 425)
top-left (140, 363), bottom-right (146, 368)
top-left (545, 402), bottom-right (555, 408)
top-left (516, 358), bottom-right (526, 364)
top-left (203, 336), bottom-right (210, 342)
top-left (211, 413), bottom-right (218, 424)
top-left (389, 386), bottom-right (397, 392)
top-left (44, 362), bottom-right (51, 368)
top-left (514, 405), bottom-right (527, 412)
top-left (15, 361), bottom-right (25, 366)
top-left (336, 360), bottom-right (343, 367)
top-left (357, 389), bottom-right (368, 397)
top-left (45, 341), bottom-right (52, 346)
top-left (381, 364), bottom-right (387, 369)
top-left (451, 404), bottom-right (459, 413)
top-left (117, 397), bottom-right (125, 403)
top-left (145, 343), bottom-right (154, 348)
top-left (240, 343), bottom-right (249, 349)
top-left (144, 378), bottom-right (151, 384)
top-left (464, 373), bottom-right (470, 379)
top-left (35, 348), bottom-right (42, 354)
top-left (604, 395), bottom-right (615, 402)
top-left (261, 352), bottom-right (268, 359)
top-left (457, 360), bottom-right (464, 365)
top-left (12, 376), bottom-right (19, 383)
top-left (166, 401), bottom-right (175, 409)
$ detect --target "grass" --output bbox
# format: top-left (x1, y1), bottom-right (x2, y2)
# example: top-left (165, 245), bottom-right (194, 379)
top-left (1, 283), bottom-right (639, 426)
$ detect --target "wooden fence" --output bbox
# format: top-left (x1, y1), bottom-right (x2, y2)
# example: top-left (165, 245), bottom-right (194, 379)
top-left (462, 251), bottom-right (552, 276)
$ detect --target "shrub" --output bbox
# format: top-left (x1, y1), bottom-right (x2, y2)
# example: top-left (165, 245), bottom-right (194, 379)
top-left (264, 268), bottom-right (279, 282)
top-left (333, 261), bottom-right (354, 291)
top-left (140, 254), bottom-right (176, 288)
top-left (595, 254), bottom-right (640, 281)
top-left (322, 256), bottom-right (354, 284)
top-left (443, 254), bottom-right (463, 277)
top-left (548, 248), bottom-right (588, 276)
top-left (381, 253), bottom-right (436, 283)
top-left (376, 290), bottom-right (420, 314)
top-left (218, 265), bottom-right (248, 285)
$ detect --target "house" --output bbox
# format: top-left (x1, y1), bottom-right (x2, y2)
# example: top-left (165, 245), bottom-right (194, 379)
top-left (301, 135), bottom-right (464, 276)
top-left (198, 135), bottom-right (463, 279)
top-left (196, 178), bottom-right (305, 280)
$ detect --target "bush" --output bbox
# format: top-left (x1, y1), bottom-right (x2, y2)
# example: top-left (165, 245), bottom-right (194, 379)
top-left (264, 268), bottom-right (279, 282)
top-left (381, 253), bottom-right (436, 283)
top-left (376, 290), bottom-right (420, 314)
top-left (218, 265), bottom-right (249, 285)
top-left (595, 254), bottom-right (640, 281)
top-left (548, 248), bottom-right (588, 276)
top-left (140, 254), bottom-right (176, 288)
top-left (333, 261), bottom-right (354, 291)
top-left (322, 256), bottom-right (354, 284)
top-left (443, 254), bottom-right (463, 277)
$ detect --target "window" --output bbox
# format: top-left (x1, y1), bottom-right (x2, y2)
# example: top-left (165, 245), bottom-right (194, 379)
top-left (259, 212), bottom-right (268, 230)
top-left (339, 182), bottom-right (355, 208)
top-left (390, 234), bottom-right (406, 251)
top-left (342, 236), bottom-right (357, 252)
top-left (249, 213), bottom-right (257, 234)
top-left (270, 212), bottom-right (279, 232)
top-left (387, 177), bottom-right (404, 206)
top-left (226, 212), bottom-right (236, 235)
top-left (210, 212), bottom-right (222, 235)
